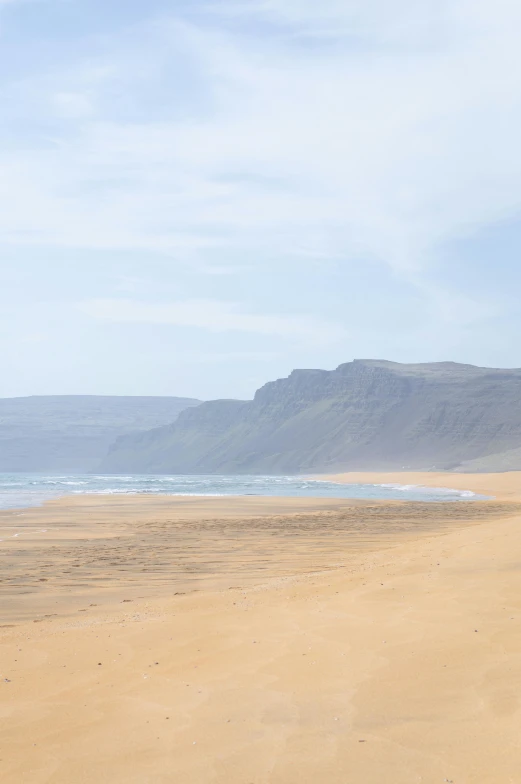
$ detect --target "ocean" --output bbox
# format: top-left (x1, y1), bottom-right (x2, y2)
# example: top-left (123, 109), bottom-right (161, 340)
top-left (0, 473), bottom-right (485, 510)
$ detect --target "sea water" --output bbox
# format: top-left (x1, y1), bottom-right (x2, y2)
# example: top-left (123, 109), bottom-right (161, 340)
top-left (0, 473), bottom-right (486, 510)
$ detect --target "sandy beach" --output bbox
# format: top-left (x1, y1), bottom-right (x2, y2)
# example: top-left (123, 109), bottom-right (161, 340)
top-left (2, 472), bottom-right (521, 783)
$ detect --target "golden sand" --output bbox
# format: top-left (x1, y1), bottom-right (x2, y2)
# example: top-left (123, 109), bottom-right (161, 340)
top-left (2, 473), bottom-right (521, 783)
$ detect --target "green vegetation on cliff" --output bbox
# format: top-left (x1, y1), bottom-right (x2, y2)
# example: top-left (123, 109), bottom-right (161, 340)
top-left (99, 360), bottom-right (521, 474)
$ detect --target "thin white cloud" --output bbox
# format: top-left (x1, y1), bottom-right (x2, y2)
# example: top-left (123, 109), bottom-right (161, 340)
top-left (79, 298), bottom-right (348, 345)
top-left (0, 0), bottom-right (520, 289)
top-left (216, 0), bottom-right (450, 45)
top-left (52, 91), bottom-right (95, 119)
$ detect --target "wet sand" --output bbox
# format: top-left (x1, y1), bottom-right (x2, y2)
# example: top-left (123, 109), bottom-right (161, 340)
top-left (321, 470), bottom-right (521, 502)
top-left (2, 474), bottom-right (521, 783)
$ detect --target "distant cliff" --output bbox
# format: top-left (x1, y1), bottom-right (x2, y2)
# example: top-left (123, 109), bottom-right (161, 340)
top-left (99, 360), bottom-right (521, 474)
top-left (0, 395), bottom-right (201, 472)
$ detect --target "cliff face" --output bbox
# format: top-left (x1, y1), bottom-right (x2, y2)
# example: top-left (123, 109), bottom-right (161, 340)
top-left (99, 360), bottom-right (521, 474)
top-left (0, 395), bottom-right (201, 472)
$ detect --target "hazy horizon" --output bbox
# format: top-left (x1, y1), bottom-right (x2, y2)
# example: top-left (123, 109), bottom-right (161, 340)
top-left (4, 356), bottom-right (521, 403)
top-left (2, 0), bottom-right (521, 401)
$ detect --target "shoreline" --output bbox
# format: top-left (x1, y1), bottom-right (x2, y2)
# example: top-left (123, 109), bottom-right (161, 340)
top-left (2, 473), bottom-right (521, 782)
top-left (0, 470), bottom-right (493, 514)
top-left (319, 469), bottom-right (521, 501)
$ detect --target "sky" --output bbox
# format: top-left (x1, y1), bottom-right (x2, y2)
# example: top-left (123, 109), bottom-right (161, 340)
top-left (1, 0), bottom-right (521, 400)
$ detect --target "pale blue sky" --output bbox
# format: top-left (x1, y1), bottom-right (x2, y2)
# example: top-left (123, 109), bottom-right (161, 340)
top-left (1, 0), bottom-right (521, 400)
